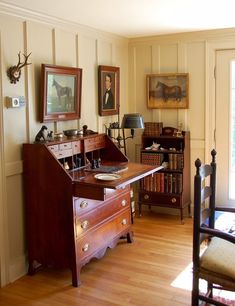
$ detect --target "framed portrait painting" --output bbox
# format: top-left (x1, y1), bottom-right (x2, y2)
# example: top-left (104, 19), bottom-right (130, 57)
top-left (147, 73), bottom-right (189, 109)
top-left (98, 65), bottom-right (120, 116)
top-left (40, 64), bottom-right (82, 122)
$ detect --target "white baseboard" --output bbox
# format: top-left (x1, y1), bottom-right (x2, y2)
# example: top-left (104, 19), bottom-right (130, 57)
top-left (9, 255), bottom-right (27, 283)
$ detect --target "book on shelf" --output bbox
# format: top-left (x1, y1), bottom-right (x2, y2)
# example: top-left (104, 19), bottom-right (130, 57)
top-left (141, 172), bottom-right (183, 194)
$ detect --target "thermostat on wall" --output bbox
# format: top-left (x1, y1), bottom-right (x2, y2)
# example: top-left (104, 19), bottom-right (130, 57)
top-left (6, 96), bottom-right (26, 108)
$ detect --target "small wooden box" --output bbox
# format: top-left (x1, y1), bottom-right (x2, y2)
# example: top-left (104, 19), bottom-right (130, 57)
top-left (143, 122), bottom-right (163, 136)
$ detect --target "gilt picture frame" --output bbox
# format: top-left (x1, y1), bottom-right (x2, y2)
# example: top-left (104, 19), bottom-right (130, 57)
top-left (147, 73), bottom-right (189, 109)
top-left (40, 64), bottom-right (82, 122)
top-left (98, 65), bottom-right (120, 116)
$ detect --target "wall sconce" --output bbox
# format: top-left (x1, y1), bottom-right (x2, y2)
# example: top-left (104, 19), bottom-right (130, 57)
top-left (106, 113), bottom-right (144, 155)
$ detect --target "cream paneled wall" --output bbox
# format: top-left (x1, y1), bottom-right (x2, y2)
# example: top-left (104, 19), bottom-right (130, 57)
top-left (0, 9), bottom-right (129, 286)
top-left (128, 37), bottom-right (208, 208)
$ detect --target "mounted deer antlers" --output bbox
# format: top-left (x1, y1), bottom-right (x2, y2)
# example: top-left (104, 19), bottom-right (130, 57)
top-left (7, 52), bottom-right (32, 84)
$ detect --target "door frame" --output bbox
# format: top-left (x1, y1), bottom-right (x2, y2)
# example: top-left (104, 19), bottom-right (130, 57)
top-left (207, 40), bottom-right (235, 163)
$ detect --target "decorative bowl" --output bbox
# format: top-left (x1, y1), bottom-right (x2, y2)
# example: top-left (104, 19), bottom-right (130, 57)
top-left (63, 129), bottom-right (78, 137)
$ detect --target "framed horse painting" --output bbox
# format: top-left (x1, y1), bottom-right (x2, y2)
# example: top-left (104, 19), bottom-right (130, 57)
top-left (40, 64), bottom-right (82, 122)
top-left (146, 73), bottom-right (189, 109)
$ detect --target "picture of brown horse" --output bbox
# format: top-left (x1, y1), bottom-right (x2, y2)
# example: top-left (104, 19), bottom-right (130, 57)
top-left (156, 81), bottom-right (182, 102)
top-left (52, 79), bottom-right (72, 110)
top-left (147, 73), bottom-right (189, 109)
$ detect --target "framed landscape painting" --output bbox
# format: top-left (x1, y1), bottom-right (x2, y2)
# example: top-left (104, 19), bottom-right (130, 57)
top-left (147, 73), bottom-right (189, 109)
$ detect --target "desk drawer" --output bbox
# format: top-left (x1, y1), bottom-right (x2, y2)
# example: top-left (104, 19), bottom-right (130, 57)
top-left (48, 142), bottom-right (72, 159)
top-left (76, 209), bottom-right (131, 260)
top-left (84, 135), bottom-right (106, 152)
top-left (72, 141), bottom-right (82, 154)
top-left (139, 191), bottom-right (181, 207)
top-left (53, 148), bottom-right (73, 159)
top-left (73, 186), bottom-right (130, 215)
top-left (74, 192), bottom-right (130, 237)
top-left (59, 142), bottom-right (72, 150)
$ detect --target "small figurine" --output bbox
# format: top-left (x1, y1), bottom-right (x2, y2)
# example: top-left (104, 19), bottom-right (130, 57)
top-left (47, 130), bottom-right (53, 141)
top-left (35, 125), bottom-right (48, 142)
top-left (64, 162), bottom-right (69, 170)
top-left (175, 123), bottom-right (183, 137)
top-left (145, 141), bottom-right (160, 151)
top-left (82, 125), bottom-right (97, 135)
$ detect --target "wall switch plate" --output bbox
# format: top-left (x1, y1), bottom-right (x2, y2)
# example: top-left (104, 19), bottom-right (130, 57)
top-left (6, 96), bottom-right (26, 108)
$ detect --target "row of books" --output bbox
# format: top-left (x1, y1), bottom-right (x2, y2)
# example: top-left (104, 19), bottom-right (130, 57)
top-left (140, 173), bottom-right (183, 194)
top-left (141, 152), bottom-right (184, 170)
top-left (141, 152), bottom-right (163, 166)
top-left (168, 153), bottom-right (184, 170)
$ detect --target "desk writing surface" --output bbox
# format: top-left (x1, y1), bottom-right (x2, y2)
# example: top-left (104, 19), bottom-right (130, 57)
top-left (70, 162), bottom-right (163, 200)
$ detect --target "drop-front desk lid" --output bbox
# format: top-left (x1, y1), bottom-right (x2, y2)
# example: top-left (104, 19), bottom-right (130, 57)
top-left (69, 161), bottom-right (163, 201)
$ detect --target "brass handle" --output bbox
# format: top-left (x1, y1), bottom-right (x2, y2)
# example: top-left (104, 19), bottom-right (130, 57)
top-left (121, 199), bottom-right (127, 207)
top-left (121, 219), bottom-right (127, 225)
top-left (82, 243), bottom-right (89, 252)
top-left (171, 197), bottom-right (176, 203)
top-left (144, 194), bottom-right (149, 200)
top-left (81, 220), bottom-right (89, 229)
top-left (80, 200), bottom-right (88, 209)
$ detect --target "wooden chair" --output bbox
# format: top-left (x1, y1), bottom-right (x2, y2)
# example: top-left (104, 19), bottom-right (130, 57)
top-left (192, 149), bottom-right (235, 305)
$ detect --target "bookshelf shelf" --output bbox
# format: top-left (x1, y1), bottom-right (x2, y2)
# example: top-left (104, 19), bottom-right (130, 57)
top-left (138, 128), bottom-right (191, 224)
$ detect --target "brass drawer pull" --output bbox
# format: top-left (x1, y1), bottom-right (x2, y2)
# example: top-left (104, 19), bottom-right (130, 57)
top-left (80, 200), bottom-right (88, 209)
top-left (144, 194), bottom-right (149, 200)
top-left (121, 199), bottom-right (127, 207)
top-left (81, 220), bottom-right (89, 229)
top-left (171, 197), bottom-right (177, 203)
top-left (121, 219), bottom-right (127, 225)
top-left (82, 243), bottom-right (89, 252)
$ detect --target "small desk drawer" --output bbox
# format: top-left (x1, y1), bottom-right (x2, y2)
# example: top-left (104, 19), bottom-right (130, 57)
top-left (48, 144), bottom-right (59, 152)
top-left (72, 141), bottom-right (82, 154)
top-left (84, 135), bottom-right (106, 152)
top-left (59, 142), bottom-right (72, 150)
top-left (48, 142), bottom-right (73, 159)
top-left (53, 148), bottom-right (73, 159)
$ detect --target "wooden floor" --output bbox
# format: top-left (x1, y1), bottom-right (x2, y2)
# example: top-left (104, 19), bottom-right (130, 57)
top-left (0, 212), bottom-right (193, 306)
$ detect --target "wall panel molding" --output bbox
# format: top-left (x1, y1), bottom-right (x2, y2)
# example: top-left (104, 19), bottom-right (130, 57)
top-left (5, 161), bottom-right (23, 177)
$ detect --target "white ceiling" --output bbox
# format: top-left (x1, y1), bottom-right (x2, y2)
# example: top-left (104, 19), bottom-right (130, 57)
top-left (2, 0), bottom-right (235, 38)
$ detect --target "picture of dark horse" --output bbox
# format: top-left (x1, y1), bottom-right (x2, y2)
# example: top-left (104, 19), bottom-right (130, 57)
top-left (52, 79), bottom-right (72, 109)
top-left (156, 81), bottom-right (182, 102)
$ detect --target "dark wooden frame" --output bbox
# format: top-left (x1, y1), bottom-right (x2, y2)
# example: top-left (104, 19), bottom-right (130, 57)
top-left (146, 73), bottom-right (189, 109)
top-left (40, 64), bottom-right (82, 122)
top-left (98, 65), bottom-right (120, 116)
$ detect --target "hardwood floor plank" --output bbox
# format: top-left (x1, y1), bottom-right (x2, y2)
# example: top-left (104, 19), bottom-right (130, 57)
top-left (0, 212), bottom-right (193, 306)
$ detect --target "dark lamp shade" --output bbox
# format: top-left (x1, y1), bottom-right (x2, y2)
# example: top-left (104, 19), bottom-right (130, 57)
top-left (121, 113), bottom-right (144, 129)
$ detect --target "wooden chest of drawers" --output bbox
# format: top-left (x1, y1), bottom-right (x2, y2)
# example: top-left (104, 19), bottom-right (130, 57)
top-left (73, 187), bottom-right (132, 279)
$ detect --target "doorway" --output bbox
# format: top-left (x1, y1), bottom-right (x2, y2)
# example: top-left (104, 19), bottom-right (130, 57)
top-left (215, 49), bottom-right (235, 206)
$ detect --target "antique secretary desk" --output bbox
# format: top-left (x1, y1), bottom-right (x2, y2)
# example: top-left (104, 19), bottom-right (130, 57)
top-left (23, 133), bottom-right (161, 286)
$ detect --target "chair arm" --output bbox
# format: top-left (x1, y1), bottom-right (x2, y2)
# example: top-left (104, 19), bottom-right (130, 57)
top-left (200, 226), bottom-right (235, 244)
top-left (215, 206), bottom-right (235, 213)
